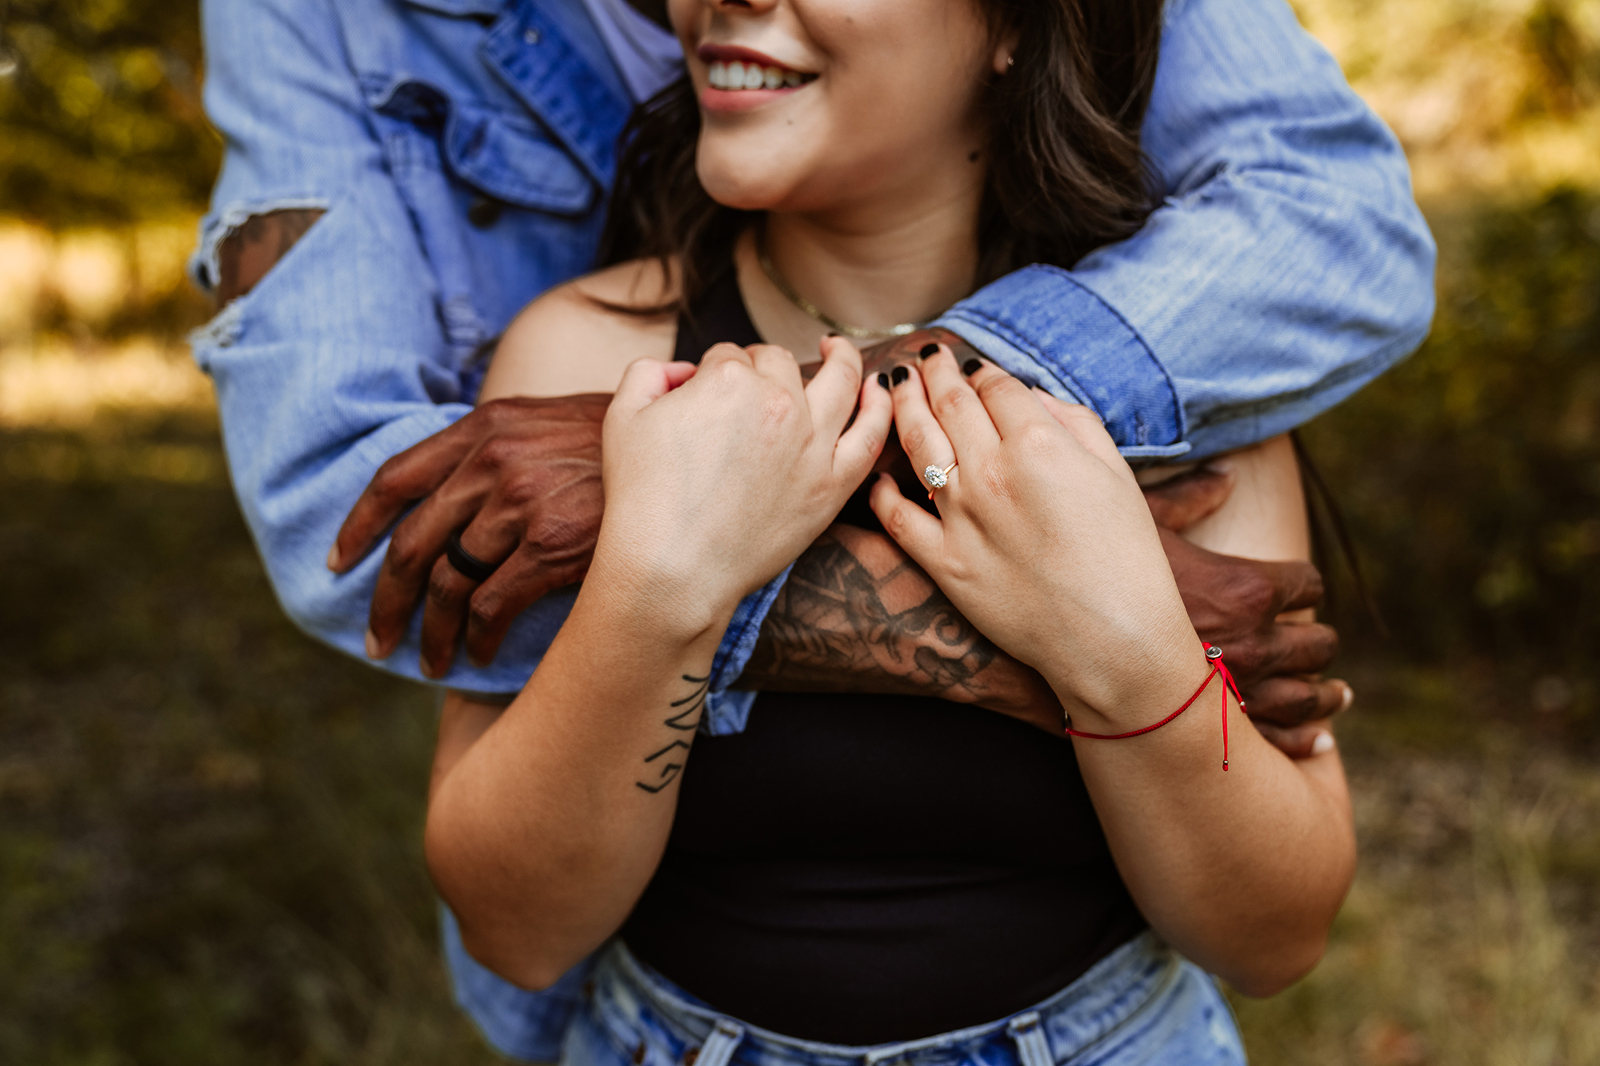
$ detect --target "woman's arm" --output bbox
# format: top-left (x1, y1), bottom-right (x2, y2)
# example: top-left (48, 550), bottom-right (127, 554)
top-left (873, 349), bottom-right (1354, 996)
top-left (426, 342), bottom-right (891, 989)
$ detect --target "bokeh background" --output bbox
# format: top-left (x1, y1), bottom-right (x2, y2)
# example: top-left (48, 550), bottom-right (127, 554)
top-left (2, 1), bottom-right (1598, 1062)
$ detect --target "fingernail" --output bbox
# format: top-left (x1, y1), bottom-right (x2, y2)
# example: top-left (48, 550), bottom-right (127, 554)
top-left (876, 372), bottom-right (890, 390)
top-left (1311, 731), bottom-right (1336, 756)
top-left (1339, 683), bottom-right (1355, 713)
top-left (890, 366), bottom-right (909, 386)
top-left (962, 358), bottom-right (983, 376)
top-left (327, 545), bottom-right (341, 571)
top-left (421, 656), bottom-right (443, 680)
top-left (364, 627), bottom-right (382, 659)
top-left (919, 343), bottom-right (939, 359)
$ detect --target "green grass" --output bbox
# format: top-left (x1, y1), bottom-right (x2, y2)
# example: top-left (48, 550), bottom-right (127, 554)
top-left (0, 412), bottom-right (498, 1065)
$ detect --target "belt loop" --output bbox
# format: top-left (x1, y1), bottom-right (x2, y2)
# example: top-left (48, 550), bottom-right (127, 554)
top-left (696, 1020), bottom-right (746, 1066)
top-left (1008, 1011), bottom-right (1053, 1066)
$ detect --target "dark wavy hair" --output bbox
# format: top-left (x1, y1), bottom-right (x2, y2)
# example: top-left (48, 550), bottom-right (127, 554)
top-left (598, 0), bottom-right (1164, 312)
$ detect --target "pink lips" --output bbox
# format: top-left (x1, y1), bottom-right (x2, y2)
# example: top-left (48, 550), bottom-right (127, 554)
top-left (696, 42), bottom-right (814, 114)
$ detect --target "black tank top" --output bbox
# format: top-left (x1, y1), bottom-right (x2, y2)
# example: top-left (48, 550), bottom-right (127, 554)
top-left (619, 268), bottom-right (1145, 1045)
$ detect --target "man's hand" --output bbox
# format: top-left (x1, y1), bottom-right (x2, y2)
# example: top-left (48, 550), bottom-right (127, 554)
top-left (736, 524), bottom-right (1065, 734)
top-left (1143, 465), bottom-right (1350, 757)
top-left (331, 394), bottom-right (610, 678)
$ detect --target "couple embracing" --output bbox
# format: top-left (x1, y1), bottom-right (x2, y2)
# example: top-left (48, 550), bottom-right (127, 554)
top-left (191, 0), bottom-right (1434, 1061)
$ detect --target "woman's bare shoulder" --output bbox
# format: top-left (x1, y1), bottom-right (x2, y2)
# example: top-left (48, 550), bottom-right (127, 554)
top-left (480, 258), bottom-right (681, 402)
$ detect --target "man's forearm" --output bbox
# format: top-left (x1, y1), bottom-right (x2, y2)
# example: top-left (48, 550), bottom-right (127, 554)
top-left (735, 524), bottom-right (1059, 724)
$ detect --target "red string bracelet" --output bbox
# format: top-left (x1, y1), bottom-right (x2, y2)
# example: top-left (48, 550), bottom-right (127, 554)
top-left (1064, 643), bottom-right (1246, 770)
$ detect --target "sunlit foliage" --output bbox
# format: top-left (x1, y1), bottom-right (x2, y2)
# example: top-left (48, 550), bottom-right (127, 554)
top-left (0, 0), bottom-right (219, 224)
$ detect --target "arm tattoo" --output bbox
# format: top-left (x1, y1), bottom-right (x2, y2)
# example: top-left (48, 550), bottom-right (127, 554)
top-left (635, 673), bottom-right (708, 794)
top-left (737, 529), bottom-right (997, 700)
top-left (215, 208), bottom-right (326, 307)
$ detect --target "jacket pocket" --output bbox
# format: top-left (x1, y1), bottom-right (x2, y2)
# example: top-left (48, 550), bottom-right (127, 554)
top-left (444, 102), bottom-right (597, 216)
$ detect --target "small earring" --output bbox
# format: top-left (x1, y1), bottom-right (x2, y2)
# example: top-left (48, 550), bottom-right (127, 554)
top-left (1005, 55), bottom-right (1014, 71)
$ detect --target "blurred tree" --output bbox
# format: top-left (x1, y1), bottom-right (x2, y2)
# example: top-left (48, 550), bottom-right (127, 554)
top-left (1308, 186), bottom-right (1600, 725)
top-left (0, 0), bottom-right (217, 225)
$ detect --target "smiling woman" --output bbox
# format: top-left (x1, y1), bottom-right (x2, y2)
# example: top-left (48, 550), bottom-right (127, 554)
top-left (425, 0), bottom-right (1353, 1060)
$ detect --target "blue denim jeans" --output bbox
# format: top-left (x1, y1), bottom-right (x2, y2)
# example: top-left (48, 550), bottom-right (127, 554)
top-left (561, 934), bottom-right (1246, 1066)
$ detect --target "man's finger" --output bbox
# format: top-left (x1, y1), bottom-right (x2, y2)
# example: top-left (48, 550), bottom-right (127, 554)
top-left (1253, 720), bottom-right (1338, 760)
top-left (417, 555), bottom-right (482, 678)
top-left (1260, 557), bottom-right (1326, 615)
top-left (363, 485), bottom-right (507, 658)
top-left (1262, 621), bottom-right (1340, 676)
top-left (1244, 676), bottom-right (1353, 727)
top-left (462, 549), bottom-right (586, 667)
top-left (1142, 464), bottom-right (1236, 532)
top-left (333, 424), bottom-right (477, 572)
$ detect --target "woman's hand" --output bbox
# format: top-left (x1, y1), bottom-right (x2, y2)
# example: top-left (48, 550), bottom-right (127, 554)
top-left (869, 346), bottom-right (1200, 728)
top-left (597, 337), bottom-right (892, 633)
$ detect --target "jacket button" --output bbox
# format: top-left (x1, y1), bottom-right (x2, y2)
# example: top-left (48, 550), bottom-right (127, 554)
top-left (683, 1049), bottom-right (699, 1066)
top-left (632, 1041), bottom-right (647, 1065)
top-left (467, 196), bottom-right (503, 228)
top-left (524, 27), bottom-right (541, 44)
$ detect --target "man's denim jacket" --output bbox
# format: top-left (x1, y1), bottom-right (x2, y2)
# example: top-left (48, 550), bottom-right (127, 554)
top-left (190, 0), bottom-right (1434, 1057)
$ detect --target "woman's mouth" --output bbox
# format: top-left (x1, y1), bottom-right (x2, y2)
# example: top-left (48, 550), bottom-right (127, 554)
top-left (706, 60), bottom-right (815, 91)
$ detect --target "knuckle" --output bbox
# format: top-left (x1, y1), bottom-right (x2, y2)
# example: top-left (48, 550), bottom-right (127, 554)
top-left (1291, 689), bottom-right (1320, 723)
top-left (1014, 421), bottom-right (1059, 457)
top-left (760, 386), bottom-right (798, 426)
top-left (897, 423), bottom-right (932, 459)
top-left (931, 386), bottom-right (968, 421)
top-left (385, 526), bottom-right (424, 573)
top-left (476, 436), bottom-right (522, 472)
top-left (467, 593), bottom-right (504, 631)
top-left (1234, 567), bottom-right (1278, 618)
top-left (426, 566), bottom-right (467, 607)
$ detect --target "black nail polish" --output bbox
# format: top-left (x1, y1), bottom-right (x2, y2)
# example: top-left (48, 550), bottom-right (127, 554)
top-left (919, 342), bottom-right (939, 359)
top-left (876, 373), bottom-right (890, 390)
top-left (890, 366), bottom-right (909, 386)
top-left (826, 331), bottom-right (840, 338)
top-left (962, 358), bottom-right (983, 376)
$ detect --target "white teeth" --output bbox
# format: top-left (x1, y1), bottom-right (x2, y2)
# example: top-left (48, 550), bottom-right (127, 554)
top-left (708, 58), bottom-right (810, 91)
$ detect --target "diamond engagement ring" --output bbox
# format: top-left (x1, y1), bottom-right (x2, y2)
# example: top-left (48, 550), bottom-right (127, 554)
top-left (924, 461), bottom-right (957, 499)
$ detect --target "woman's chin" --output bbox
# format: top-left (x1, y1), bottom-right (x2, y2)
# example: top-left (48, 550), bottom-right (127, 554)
top-left (695, 166), bottom-right (798, 214)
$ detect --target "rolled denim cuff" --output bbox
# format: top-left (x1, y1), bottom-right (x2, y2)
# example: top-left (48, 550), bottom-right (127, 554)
top-left (702, 563), bottom-right (793, 735)
top-left (935, 265), bottom-right (1192, 461)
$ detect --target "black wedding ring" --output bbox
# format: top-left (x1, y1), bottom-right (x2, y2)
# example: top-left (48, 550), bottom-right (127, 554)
top-left (445, 529), bottom-right (498, 583)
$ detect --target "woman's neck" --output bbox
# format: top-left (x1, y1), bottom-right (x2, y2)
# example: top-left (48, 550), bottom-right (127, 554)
top-left (735, 164), bottom-right (984, 363)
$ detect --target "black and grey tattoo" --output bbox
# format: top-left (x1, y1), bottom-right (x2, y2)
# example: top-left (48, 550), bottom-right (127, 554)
top-left (737, 527), bottom-right (998, 701)
top-left (635, 672), bottom-right (708, 794)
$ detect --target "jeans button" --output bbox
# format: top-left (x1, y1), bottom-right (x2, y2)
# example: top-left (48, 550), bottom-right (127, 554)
top-left (468, 195), bottom-right (503, 229)
top-left (524, 27), bottom-right (541, 44)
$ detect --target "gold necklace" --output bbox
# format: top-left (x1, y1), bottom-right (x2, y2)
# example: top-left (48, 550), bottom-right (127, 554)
top-left (756, 241), bottom-right (928, 341)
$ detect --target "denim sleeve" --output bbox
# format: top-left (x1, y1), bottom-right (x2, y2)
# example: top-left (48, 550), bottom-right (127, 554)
top-left (190, 0), bottom-right (766, 715)
top-left (936, 0), bottom-right (1436, 462)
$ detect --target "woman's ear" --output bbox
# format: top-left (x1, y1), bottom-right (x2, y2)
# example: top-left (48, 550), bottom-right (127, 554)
top-left (991, 29), bottom-right (1020, 75)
